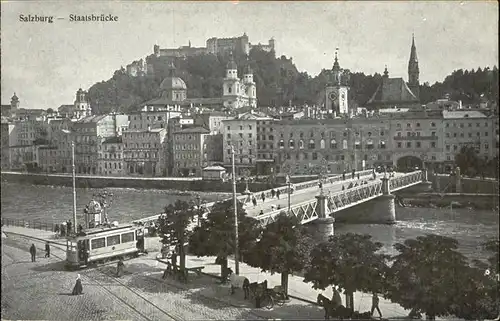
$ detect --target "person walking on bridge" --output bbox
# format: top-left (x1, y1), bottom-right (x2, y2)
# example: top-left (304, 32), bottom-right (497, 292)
top-left (261, 192), bottom-right (265, 203)
top-left (271, 189), bottom-right (276, 198)
top-left (29, 243), bottom-right (37, 262)
top-left (276, 189), bottom-right (281, 199)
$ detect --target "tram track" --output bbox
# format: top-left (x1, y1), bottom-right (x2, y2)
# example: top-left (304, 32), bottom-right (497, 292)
top-left (4, 232), bottom-right (267, 320)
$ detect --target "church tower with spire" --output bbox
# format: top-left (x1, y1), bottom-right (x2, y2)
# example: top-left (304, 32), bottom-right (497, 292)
top-left (324, 49), bottom-right (349, 117)
top-left (408, 34), bottom-right (420, 100)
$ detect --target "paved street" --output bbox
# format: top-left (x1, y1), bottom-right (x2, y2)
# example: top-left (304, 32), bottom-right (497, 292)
top-left (244, 172), bottom-right (405, 217)
top-left (2, 226), bottom-right (417, 320)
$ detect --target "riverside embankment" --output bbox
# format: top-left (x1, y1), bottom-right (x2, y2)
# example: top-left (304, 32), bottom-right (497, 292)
top-left (0, 171), bottom-right (282, 193)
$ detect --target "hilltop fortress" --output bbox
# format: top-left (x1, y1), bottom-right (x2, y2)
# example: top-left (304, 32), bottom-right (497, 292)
top-left (154, 33), bottom-right (275, 58)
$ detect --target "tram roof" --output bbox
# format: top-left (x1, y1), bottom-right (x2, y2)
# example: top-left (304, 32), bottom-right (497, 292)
top-left (75, 223), bottom-right (137, 237)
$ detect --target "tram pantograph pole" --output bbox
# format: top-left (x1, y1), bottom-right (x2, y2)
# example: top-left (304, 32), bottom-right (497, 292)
top-left (231, 146), bottom-right (240, 275)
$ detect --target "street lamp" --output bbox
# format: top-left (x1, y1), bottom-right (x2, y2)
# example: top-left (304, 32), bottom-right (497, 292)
top-left (230, 146), bottom-right (240, 275)
top-left (194, 194), bottom-right (204, 227)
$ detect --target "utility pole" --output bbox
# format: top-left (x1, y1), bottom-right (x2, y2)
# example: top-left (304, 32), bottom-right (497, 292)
top-left (72, 141), bottom-right (77, 234)
top-left (286, 174), bottom-right (291, 215)
top-left (231, 146), bottom-right (240, 275)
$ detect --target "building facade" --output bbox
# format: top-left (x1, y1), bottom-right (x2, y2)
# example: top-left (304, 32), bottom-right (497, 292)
top-left (123, 128), bottom-right (167, 177)
top-left (171, 127), bottom-right (210, 177)
top-left (98, 137), bottom-right (124, 176)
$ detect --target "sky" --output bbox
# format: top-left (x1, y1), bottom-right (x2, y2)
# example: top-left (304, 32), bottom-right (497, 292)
top-left (1, 1), bottom-right (498, 109)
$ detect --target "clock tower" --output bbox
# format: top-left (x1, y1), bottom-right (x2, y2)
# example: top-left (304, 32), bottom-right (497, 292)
top-left (325, 50), bottom-right (349, 117)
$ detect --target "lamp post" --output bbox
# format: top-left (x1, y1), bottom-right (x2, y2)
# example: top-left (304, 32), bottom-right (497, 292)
top-left (71, 141), bottom-right (77, 234)
top-left (230, 146), bottom-right (240, 275)
top-left (195, 194), bottom-right (204, 227)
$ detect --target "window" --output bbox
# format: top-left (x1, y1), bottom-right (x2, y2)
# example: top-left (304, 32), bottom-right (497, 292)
top-left (308, 139), bottom-right (315, 149)
top-left (431, 142), bottom-right (436, 148)
top-left (227, 126), bottom-right (231, 130)
top-left (407, 132), bottom-right (411, 137)
top-left (446, 133), bottom-right (450, 138)
top-left (446, 145), bottom-right (450, 151)
top-left (299, 140), bottom-right (304, 149)
top-left (406, 142), bottom-right (412, 148)
top-left (239, 133), bottom-right (243, 138)
top-left (431, 122), bottom-right (436, 127)
top-left (367, 132), bottom-right (372, 137)
top-left (416, 142), bottom-right (421, 148)
top-left (330, 139), bottom-right (337, 149)
top-left (91, 238), bottom-right (105, 249)
top-left (240, 126), bottom-right (243, 130)
top-left (380, 141), bottom-right (386, 149)
top-left (407, 123), bottom-right (411, 128)
top-left (249, 125), bottom-right (252, 130)
top-left (380, 130), bottom-right (385, 136)
top-left (289, 140), bottom-right (295, 148)
top-left (416, 123), bottom-right (420, 127)
top-left (484, 143), bottom-right (489, 149)
top-left (431, 132), bottom-right (436, 136)
top-left (485, 132), bottom-right (489, 137)
top-left (121, 232), bottom-right (135, 243)
top-left (279, 140), bottom-right (284, 148)
top-left (227, 134), bottom-right (231, 139)
top-left (320, 139), bottom-right (325, 149)
top-left (397, 132), bottom-right (402, 137)
top-left (397, 142), bottom-right (402, 148)
top-left (468, 123), bottom-right (472, 127)
top-left (460, 123), bottom-right (464, 128)
top-left (312, 152), bottom-right (318, 160)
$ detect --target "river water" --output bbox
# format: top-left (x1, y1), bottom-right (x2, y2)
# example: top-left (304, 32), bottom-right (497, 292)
top-left (1, 182), bottom-right (498, 262)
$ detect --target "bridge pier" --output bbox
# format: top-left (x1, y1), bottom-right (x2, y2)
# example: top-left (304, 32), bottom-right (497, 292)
top-left (378, 177), bottom-right (396, 224)
top-left (309, 194), bottom-right (334, 242)
top-left (418, 168), bottom-right (433, 192)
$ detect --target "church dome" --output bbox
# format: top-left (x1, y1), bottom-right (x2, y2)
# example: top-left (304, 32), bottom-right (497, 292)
top-left (160, 76), bottom-right (187, 91)
top-left (227, 59), bottom-right (237, 70)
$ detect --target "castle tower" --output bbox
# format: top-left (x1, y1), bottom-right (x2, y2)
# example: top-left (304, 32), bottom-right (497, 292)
top-left (74, 88), bottom-right (91, 119)
top-left (325, 49), bottom-right (349, 117)
top-left (154, 44), bottom-right (160, 57)
top-left (223, 52), bottom-right (241, 109)
top-left (243, 57), bottom-right (257, 108)
top-left (408, 34), bottom-right (420, 100)
top-left (10, 93), bottom-right (20, 114)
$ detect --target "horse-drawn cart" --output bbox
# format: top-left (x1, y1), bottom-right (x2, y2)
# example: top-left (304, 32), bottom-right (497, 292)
top-left (259, 285), bottom-right (288, 310)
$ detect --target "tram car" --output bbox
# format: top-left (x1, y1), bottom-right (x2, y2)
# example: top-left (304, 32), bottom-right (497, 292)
top-left (65, 223), bottom-right (146, 269)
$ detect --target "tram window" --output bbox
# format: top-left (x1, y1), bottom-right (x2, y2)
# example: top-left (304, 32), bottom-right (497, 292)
top-left (91, 238), bottom-right (106, 249)
top-left (107, 235), bottom-right (121, 246)
top-left (121, 232), bottom-right (135, 243)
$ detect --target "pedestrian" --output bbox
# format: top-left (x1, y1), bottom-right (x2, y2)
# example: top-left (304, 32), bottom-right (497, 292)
top-left (331, 286), bottom-right (342, 308)
top-left (271, 189), bottom-right (276, 198)
top-left (60, 223), bottom-right (66, 237)
top-left (276, 190), bottom-right (281, 199)
top-left (67, 220), bottom-right (72, 235)
top-left (319, 182), bottom-right (323, 189)
top-left (371, 293), bottom-right (382, 318)
top-left (342, 172), bottom-right (346, 180)
top-left (54, 224), bottom-right (60, 235)
top-left (261, 192), bottom-right (265, 203)
top-left (342, 185), bottom-right (345, 191)
top-left (71, 274), bottom-right (83, 295)
top-left (45, 242), bottom-right (50, 258)
top-left (29, 243), bottom-right (36, 262)
top-left (78, 224), bottom-right (84, 233)
top-left (357, 173), bottom-right (360, 180)
top-left (116, 258), bottom-right (125, 277)
top-left (259, 210), bottom-right (264, 215)
top-left (352, 170), bottom-right (355, 180)
top-left (252, 196), bottom-right (257, 207)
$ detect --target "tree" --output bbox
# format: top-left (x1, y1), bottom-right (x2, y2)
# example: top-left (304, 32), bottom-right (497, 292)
top-left (46, 108), bottom-right (54, 114)
top-left (385, 234), bottom-right (471, 320)
top-left (303, 233), bottom-right (389, 311)
top-left (455, 145), bottom-right (481, 177)
top-left (453, 239), bottom-right (500, 320)
top-left (247, 213), bottom-right (313, 297)
top-left (188, 199), bottom-right (262, 278)
top-left (158, 200), bottom-right (195, 277)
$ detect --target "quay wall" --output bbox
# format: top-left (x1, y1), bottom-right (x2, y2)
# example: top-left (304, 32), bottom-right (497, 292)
top-left (0, 171), bottom-right (283, 193)
top-left (432, 174), bottom-right (498, 194)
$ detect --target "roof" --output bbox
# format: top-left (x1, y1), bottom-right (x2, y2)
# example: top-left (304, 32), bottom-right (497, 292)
top-left (174, 126), bottom-right (210, 134)
top-left (124, 128), bottom-right (166, 133)
top-left (160, 76), bottom-right (187, 91)
top-left (184, 97), bottom-right (224, 105)
top-left (102, 136), bottom-right (123, 144)
top-left (75, 115), bottom-right (107, 124)
top-left (442, 110), bottom-right (487, 119)
top-left (223, 112), bottom-right (272, 121)
top-left (367, 77), bottom-right (418, 105)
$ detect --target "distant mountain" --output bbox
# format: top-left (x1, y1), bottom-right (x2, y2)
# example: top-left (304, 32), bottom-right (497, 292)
top-left (86, 48), bottom-right (499, 114)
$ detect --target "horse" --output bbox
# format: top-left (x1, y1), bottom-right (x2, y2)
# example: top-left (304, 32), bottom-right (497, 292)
top-left (227, 268), bottom-right (250, 299)
top-left (317, 294), bottom-right (351, 320)
top-left (248, 280), bottom-right (268, 298)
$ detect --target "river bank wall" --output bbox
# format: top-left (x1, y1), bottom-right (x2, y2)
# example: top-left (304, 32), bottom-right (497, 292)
top-left (396, 192), bottom-right (499, 210)
top-left (0, 171), bottom-right (283, 193)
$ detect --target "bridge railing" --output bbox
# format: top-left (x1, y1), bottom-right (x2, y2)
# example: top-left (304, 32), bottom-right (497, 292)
top-left (389, 170), bottom-right (423, 192)
top-left (327, 181), bottom-right (383, 213)
top-left (2, 217), bottom-right (57, 232)
top-left (133, 169), bottom-right (376, 226)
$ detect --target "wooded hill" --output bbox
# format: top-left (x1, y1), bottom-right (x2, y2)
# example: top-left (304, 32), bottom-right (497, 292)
top-left (87, 48), bottom-right (498, 114)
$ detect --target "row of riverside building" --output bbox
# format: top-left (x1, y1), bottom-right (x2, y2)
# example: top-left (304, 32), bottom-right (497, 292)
top-left (2, 35), bottom-right (498, 178)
